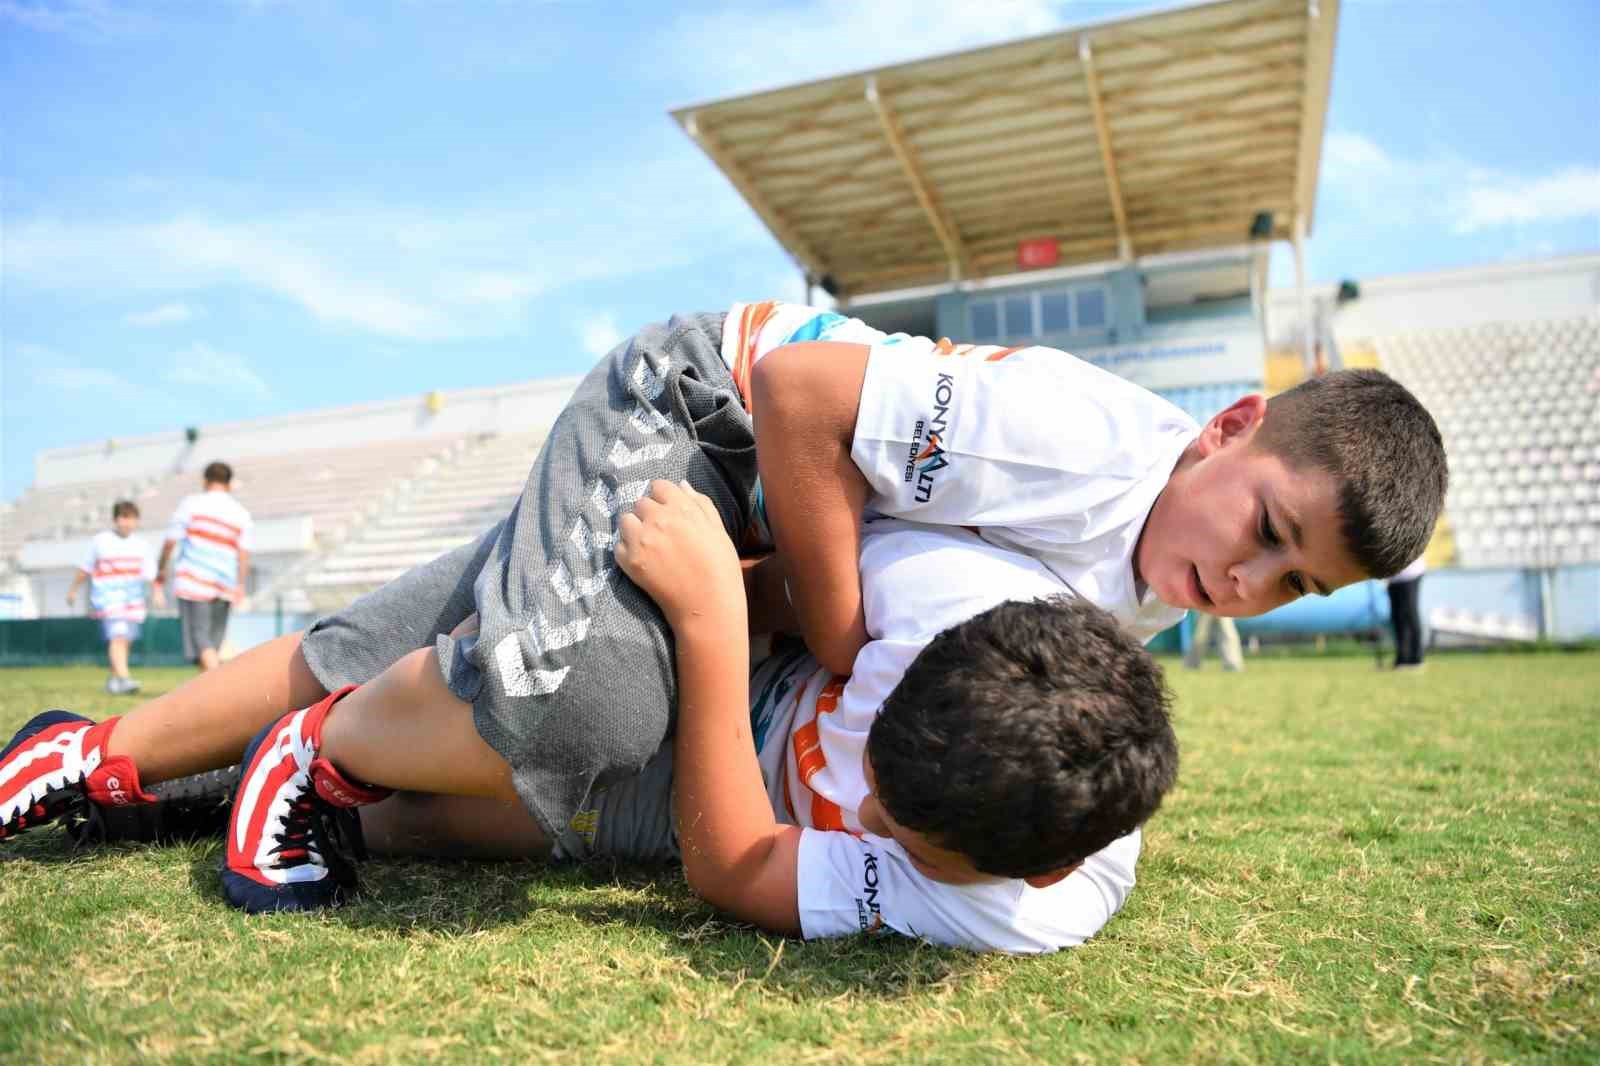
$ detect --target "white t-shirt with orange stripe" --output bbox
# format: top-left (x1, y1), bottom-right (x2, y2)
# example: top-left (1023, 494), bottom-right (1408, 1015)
top-left (748, 522), bottom-right (1142, 954)
top-left (722, 300), bottom-right (1198, 643)
top-left (80, 530), bottom-right (155, 621)
top-left (165, 490), bottom-right (254, 602)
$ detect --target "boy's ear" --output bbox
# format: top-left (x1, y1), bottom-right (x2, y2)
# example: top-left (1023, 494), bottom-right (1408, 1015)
top-left (1022, 862), bottom-right (1082, 889)
top-left (1195, 393), bottom-right (1267, 458)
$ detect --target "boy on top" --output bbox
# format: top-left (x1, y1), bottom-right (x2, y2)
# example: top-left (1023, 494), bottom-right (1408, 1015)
top-left (65, 500), bottom-right (156, 695)
top-left (1, 302), bottom-right (1444, 942)
top-left (156, 461), bottom-right (253, 673)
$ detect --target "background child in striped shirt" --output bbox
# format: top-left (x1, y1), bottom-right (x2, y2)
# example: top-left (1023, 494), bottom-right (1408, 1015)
top-left (155, 461), bottom-right (254, 674)
top-left (65, 500), bottom-right (155, 695)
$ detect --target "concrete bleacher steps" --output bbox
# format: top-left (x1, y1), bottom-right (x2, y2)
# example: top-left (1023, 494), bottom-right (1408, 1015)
top-left (1375, 313), bottom-right (1600, 569)
top-left (2, 435), bottom-right (477, 615)
top-left (289, 430), bottom-right (549, 611)
top-left (1, 475), bottom-right (161, 561)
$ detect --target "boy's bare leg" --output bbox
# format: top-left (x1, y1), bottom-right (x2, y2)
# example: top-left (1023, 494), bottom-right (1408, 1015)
top-left (106, 637), bottom-right (131, 679)
top-left (198, 647), bottom-right (221, 673)
top-left (104, 631), bottom-right (328, 782)
top-left (360, 792), bottom-right (549, 860)
top-left (220, 642), bottom-right (535, 911)
top-left (318, 646), bottom-right (519, 803)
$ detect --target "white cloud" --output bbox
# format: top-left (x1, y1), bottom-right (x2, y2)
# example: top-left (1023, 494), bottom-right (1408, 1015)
top-left (1455, 167), bottom-right (1600, 234)
top-left (125, 302), bottom-right (197, 327)
top-left (664, 0), bottom-right (1070, 97)
top-left (1321, 132), bottom-right (1600, 236)
top-left (166, 343), bottom-right (272, 400)
top-left (0, 0), bottom-right (147, 37)
top-left (3, 151), bottom-right (760, 344)
top-left (14, 341), bottom-right (139, 392)
top-left (579, 313), bottom-right (624, 358)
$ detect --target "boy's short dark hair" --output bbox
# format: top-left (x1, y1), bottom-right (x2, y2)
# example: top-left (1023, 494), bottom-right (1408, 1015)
top-left (1256, 369), bottom-right (1447, 579)
top-left (866, 596), bottom-right (1177, 880)
top-left (203, 461), bottom-right (234, 486)
top-left (111, 500), bottom-right (140, 519)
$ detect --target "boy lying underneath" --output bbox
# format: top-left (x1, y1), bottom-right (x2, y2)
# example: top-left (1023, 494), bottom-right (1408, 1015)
top-left (613, 480), bottom-right (1177, 948)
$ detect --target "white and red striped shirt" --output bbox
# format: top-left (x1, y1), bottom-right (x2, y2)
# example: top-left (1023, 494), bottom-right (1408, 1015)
top-left (165, 490), bottom-right (254, 602)
top-left (81, 530), bottom-right (155, 621)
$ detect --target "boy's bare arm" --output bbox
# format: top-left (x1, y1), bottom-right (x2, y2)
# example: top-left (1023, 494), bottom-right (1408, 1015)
top-left (750, 341), bottom-right (872, 676)
top-left (65, 570), bottom-right (88, 606)
top-left (617, 480), bottom-right (803, 936)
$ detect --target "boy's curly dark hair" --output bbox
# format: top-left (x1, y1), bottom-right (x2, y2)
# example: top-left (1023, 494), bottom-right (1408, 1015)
top-left (1256, 369), bottom-right (1447, 578)
top-left (866, 596), bottom-right (1177, 879)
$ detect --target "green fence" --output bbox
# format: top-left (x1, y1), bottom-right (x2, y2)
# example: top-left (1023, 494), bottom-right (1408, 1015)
top-left (0, 618), bottom-right (189, 667)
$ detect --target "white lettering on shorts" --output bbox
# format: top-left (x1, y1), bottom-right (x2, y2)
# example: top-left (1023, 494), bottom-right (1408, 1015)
top-left (608, 440), bottom-right (674, 469)
top-left (526, 613), bottom-right (590, 656)
top-left (549, 560), bottom-right (613, 605)
top-left (569, 514), bottom-right (616, 554)
top-left (493, 633), bottom-right (572, 698)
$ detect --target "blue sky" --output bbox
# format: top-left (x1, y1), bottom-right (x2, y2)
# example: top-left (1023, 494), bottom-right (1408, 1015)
top-left (3, 0), bottom-right (1597, 501)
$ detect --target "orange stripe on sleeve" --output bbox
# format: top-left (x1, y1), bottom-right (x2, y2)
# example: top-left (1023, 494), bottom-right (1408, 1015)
top-left (984, 346), bottom-right (1024, 362)
top-left (790, 677), bottom-right (848, 831)
top-left (733, 300), bottom-right (781, 411)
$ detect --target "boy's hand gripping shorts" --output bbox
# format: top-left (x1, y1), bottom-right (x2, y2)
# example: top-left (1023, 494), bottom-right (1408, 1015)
top-left (299, 312), bottom-right (757, 843)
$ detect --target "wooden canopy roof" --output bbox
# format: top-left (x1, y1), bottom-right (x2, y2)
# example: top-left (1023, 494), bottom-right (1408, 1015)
top-left (671, 0), bottom-right (1338, 298)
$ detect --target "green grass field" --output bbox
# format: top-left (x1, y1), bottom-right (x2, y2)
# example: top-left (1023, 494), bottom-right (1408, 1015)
top-left (2, 653), bottom-right (1596, 1064)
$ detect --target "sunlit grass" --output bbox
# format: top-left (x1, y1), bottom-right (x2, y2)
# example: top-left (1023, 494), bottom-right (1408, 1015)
top-left (2, 654), bottom-right (1596, 1063)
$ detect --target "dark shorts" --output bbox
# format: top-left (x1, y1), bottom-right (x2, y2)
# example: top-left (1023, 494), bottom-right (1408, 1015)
top-left (299, 312), bottom-right (757, 841)
top-left (179, 598), bottom-right (231, 661)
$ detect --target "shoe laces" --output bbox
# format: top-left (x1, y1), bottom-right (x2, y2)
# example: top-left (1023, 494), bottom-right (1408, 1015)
top-left (269, 794), bottom-right (361, 889)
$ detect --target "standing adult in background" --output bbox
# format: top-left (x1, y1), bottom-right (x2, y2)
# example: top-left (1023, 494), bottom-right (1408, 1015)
top-left (1386, 556), bottom-right (1427, 671)
top-left (1183, 612), bottom-right (1244, 672)
top-left (156, 461), bottom-right (254, 673)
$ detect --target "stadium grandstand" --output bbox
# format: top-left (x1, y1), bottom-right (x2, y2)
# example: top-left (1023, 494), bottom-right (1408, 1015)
top-left (3, 0), bottom-right (1597, 655)
top-left (1, 380), bottom-right (577, 649)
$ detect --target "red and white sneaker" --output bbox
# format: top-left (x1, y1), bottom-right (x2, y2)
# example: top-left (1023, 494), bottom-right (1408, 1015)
top-left (1, 712), bottom-right (154, 841)
top-left (221, 688), bottom-right (391, 913)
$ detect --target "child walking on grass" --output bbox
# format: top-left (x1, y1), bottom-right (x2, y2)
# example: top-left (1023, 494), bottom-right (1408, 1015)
top-left (65, 500), bottom-right (156, 696)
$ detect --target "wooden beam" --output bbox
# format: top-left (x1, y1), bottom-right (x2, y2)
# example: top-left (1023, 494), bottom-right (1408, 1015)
top-left (1079, 35), bottom-right (1133, 262)
top-left (1295, 0), bottom-right (1341, 231)
top-left (865, 76), bottom-right (969, 281)
top-left (679, 111), bottom-right (832, 285)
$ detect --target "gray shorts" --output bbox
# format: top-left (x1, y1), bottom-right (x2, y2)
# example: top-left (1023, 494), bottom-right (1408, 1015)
top-left (300, 312), bottom-right (757, 842)
top-left (551, 638), bottom-right (815, 863)
top-left (551, 741), bottom-right (677, 863)
top-left (179, 598), bottom-right (230, 661)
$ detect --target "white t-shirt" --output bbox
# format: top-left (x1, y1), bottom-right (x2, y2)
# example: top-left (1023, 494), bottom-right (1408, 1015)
top-left (723, 300), bottom-right (1198, 642)
top-left (749, 522), bottom-right (1143, 954)
top-left (80, 530), bottom-right (155, 621)
top-left (165, 490), bottom-right (255, 602)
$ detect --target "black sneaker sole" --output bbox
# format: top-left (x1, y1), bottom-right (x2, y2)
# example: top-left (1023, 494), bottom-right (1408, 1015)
top-left (65, 765), bottom-right (242, 846)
